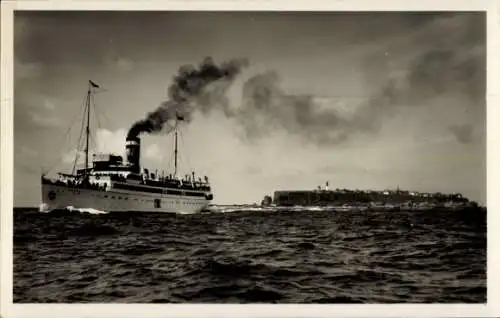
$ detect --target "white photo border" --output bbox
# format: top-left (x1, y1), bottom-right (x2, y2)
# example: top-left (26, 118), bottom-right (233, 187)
top-left (1, 0), bottom-right (499, 317)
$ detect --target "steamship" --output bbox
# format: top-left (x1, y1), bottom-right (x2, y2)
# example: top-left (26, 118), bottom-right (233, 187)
top-left (40, 81), bottom-right (213, 213)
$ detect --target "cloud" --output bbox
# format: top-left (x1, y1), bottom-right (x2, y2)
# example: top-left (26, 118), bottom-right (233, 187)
top-left (120, 14), bottom-right (484, 148)
top-left (42, 99), bottom-right (56, 111)
top-left (104, 54), bottom-right (135, 72)
top-left (15, 58), bottom-right (42, 82)
top-left (20, 146), bottom-right (38, 158)
top-left (94, 128), bottom-right (127, 155)
top-left (449, 124), bottom-right (474, 144)
top-left (28, 111), bottom-right (62, 128)
top-left (62, 149), bottom-right (82, 164)
top-left (244, 166), bottom-right (261, 175)
top-left (345, 13), bottom-right (485, 146)
top-left (115, 57), bottom-right (134, 72)
top-left (58, 129), bottom-right (138, 167)
top-left (144, 144), bottom-right (162, 161)
top-left (60, 129), bottom-right (128, 167)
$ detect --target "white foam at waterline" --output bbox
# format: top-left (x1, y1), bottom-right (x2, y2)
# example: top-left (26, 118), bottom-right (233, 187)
top-left (205, 205), bottom-right (368, 213)
top-left (203, 206), bottom-right (285, 213)
top-left (38, 203), bottom-right (50, 213)
top-left (66, 206), bottom-right (109, 214)
top-left (38, 205), bottom-right (109, 214)
top-left (176, 210), bottom-right (198, 215)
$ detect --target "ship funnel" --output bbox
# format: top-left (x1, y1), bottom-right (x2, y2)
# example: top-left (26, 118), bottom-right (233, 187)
top-left (125, 137), bottom-right (141, 173)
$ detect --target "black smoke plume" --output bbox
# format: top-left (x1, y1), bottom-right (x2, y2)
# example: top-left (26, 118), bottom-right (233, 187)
top-left (127, 56), bottom-right (248, 140)
top-left (231, 71), bottom-right (351, 144)
top-left (230, 14), bottom-right (485, 145)
top-left (128, 15), bottom-right (484, 146)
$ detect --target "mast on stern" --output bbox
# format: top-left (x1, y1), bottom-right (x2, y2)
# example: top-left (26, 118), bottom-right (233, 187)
top-left (174, 117), bottom-right (178, 178)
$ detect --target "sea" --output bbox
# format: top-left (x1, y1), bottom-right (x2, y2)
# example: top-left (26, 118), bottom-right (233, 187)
top-left (13, 206), bottom-right (486, 303)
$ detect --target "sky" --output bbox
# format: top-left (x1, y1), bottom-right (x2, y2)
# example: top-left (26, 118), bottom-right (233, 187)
top-left (14, 11), bottom-right (486, 206)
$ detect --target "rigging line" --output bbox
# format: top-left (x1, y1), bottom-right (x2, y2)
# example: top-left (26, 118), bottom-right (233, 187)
top-left (45, 92), bottom-right (87, 173)
top-left (92, 94), bottom-right (122, 156)
top-left (71, 138), bottom-right (83, 175)
top-left (96, 104), bottom-right (113, 130)
top-left (90, 95), bottom-right (103, 153)
top-left (166, 151), bottom-right (174, 175)
top-left (73, 103), bottom-right (88, 166)
top-left (45, 92), bottom-right (88, 175)
top-left (18, 161), bottom-right (42, 175)
top-left (72, 98), bottom-right (89, 175)
top-left (159, 121), bottom-right (175, 174)
top-left (165, 132), bottom-right (172, 175)
top-left (166, 122), bottom-right (176, 169)
top-left (71, 147), bottom-right (81, 175)
top-left (166, 131), bottom-right (176, 175)
top-left (178, 127), bottom-right (193, 174)
top-left (89, 133), bottom-right (98, 155)
top-left (175, 125), bottom-right (184, 175)
top-left (92, 91), bottom-right (113, 132)
top-left (89, 126), bottom-right (100, 156)
top-left (164, 130), bottom-right (172, 171)
top-left (91, 93), bottom-right (102, 131)
top-left (89, 94), bottom-right (104, 157)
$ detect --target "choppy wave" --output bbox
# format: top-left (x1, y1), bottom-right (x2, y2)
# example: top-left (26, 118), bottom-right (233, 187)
top-left (14, 207), bottom-right (486, 303)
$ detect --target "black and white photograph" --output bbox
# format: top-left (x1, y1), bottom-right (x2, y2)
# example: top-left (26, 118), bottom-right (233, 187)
top-left (1, 0), bottom-right (499, 316)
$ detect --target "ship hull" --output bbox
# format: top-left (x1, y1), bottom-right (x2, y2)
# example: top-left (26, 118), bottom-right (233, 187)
top-left (40, 183), bottom-right (211, 214)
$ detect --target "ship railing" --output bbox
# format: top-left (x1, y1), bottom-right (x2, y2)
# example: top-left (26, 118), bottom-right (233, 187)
top-left (110, 175), bottom-right (211, 191)
top-left (42, 175), bottom-right (109, 192)
top-left (104, 173), bottom-right (211, 187)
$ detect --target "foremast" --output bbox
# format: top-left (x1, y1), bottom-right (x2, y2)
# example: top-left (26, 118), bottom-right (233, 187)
top-left (84, 81), bottom-right (92, 178)
top-left (82, 80), bottom-right (100, 179)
